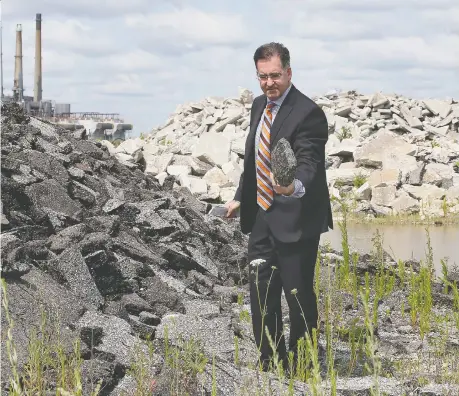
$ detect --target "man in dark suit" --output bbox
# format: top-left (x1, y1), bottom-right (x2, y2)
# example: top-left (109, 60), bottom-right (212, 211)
top-left (225, 42), bottom-right (333, 371)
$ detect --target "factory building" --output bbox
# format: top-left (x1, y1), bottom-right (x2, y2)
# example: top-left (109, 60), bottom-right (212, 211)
top-left (1, 13), bottom-right (133, 142)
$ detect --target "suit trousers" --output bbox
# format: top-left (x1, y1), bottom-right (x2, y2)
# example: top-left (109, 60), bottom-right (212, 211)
top-left (247, 208), bottom-right (320, 366)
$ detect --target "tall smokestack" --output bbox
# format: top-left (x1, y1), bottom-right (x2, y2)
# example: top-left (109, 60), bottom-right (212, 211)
top-left (1, 18), bottom-right (4, 99)
top-left (34, 13), bottom-right (42, 102)
top-left (13, 24), bottom-right (24, 101)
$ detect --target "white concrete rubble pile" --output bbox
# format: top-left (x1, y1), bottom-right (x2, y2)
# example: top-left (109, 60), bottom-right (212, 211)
top-left (102, 88), bottom-right (459, 218)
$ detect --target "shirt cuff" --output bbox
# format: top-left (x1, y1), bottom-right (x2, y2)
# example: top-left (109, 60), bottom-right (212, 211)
top-left (283, 179), bottom-right (305, 198)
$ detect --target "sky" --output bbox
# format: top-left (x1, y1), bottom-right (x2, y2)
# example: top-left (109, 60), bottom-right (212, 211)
top-left (2, 0), bottom-right (459, 137)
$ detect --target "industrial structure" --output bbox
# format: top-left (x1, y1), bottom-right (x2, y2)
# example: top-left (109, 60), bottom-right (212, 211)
top-left (1, 13), bottom-right (133, 142)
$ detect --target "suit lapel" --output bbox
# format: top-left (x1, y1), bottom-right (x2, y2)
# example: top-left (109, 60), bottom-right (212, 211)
top-left (270, 85), bottom-right (296, 144)
top-left (246, 96), bottom-right (265, 154)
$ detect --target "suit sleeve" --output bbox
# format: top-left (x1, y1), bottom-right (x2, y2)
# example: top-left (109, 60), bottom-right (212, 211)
top-left (293, 105), bottom-right (328, 192)
top-left (234, 171), bottom-right (243, 201)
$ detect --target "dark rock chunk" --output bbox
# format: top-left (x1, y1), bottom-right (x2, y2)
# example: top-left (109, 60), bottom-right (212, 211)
top-left (47, 223), bottom-right (88, 253)
top-left (8, 149), bottom-right (69, 185)
top-left (173, 187), bottom-right (209, 214)
top-left (128, 315), bottom-right (156, 340)
top-left (139, 276), bottom-right (185, 316)
top-left (139, 311), bottom-right (161, 326)
top-left (68, 180), bottom-right (98, 207)
top-left (1, 175), bottom-right (34, 220)
top-left (57, 246), bottom-right (104, 308)
top-left (103, 300), bottom-right (130, 321)
top-left (1, 102), bottom-right (30, 124)
top-left (84, 250), bottom-right (134, 296)
top-left (0, 268), bottom-right (83, 382)
top-left (120, 293), bottom-right (154, 315)
top-left (3, 225), bottom-right (50, 242)
top-left (183, 245), bottom-right (219, 277)
top-left (81, 359), bottom-right (123, 396)
top-left (80, 325), bottom-right (104, 348)
top-left (271, 137), bottom-right (297, 187)
top-left (157, 209), bottom-right (189, 231)
top-left (58, 141), bottom-right (73, 154)
top-left (68, 138), bottom-right (105, 160)
top-left (25, 179), bottom-right (82, 220)
top-left (77, 311), bottom-right (157, 369)
top-left (116, 256), bottom-right (154, 281)
top-left (79, 232), bottom-right (111, 256)
top-left (84, 215), bottom-right (120, 235)
top-left (112, 231), bottom-right (166, 267)
top-left (102, 198), bottom-right (125, 214)
top-left (0, 234), bottom-right (31, 278)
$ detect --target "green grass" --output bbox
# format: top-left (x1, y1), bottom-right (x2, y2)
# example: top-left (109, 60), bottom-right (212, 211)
top-left (2, 200), bottom-right (459, 395)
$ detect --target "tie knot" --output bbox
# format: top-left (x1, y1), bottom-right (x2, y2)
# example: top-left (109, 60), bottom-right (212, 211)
top-left (266, 102), bottom-right (276, 111)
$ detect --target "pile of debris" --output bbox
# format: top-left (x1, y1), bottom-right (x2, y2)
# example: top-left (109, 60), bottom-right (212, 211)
top-left (0, 102), bottom-right (255, 394)
top-left (106, 88), bottom-right (459, 218)
top-left (2, 102), bottom-right (458, 395)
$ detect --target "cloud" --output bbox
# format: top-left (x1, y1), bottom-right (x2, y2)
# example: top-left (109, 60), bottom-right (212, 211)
top-left (345, 35), bottom-right (459, 69)
top-left (2, 0), bottom-right (188, 19)
top-left (271, 0), bottom-right (458, 11)
top-left (126, 7), bottom-right (251, 53)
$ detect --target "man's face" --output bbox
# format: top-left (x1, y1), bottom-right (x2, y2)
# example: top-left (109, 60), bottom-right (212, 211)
top-left (256, 55), bottom-right (292, 101)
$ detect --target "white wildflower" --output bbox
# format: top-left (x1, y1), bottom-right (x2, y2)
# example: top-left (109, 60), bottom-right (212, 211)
top-left (250, 258), bottom-right (266, 267)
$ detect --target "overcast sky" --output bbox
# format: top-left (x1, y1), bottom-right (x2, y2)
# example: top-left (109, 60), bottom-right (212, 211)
top-left (2, 0), bottom-right (459, 136)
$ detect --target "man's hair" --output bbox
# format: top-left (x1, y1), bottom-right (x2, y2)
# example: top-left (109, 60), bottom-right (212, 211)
top-left (253, 42), bottom-right (290, 69)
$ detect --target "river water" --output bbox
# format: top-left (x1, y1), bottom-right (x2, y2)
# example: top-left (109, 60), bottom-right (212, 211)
top-left (320, 222), bottom-right (459, 276)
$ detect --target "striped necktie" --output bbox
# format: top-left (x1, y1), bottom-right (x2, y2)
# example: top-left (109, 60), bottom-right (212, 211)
top-left (256, 102), bottom-right (276, 210)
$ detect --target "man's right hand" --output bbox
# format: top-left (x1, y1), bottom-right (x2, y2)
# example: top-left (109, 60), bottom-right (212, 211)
top-left (224, 200), bottom-right (240, 218)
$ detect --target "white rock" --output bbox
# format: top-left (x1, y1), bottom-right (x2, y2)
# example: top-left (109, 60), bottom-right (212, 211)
top-left (205, 183), bottom-right (221, 199)
top-left (167, 165), bottom-right (192, 176)
top-left (178, 174), bottom-right (208, 195)
top-left (446, 185), bottom-right (459, 201)
top-left (391, 190), bottom-right (420, 215)
top-left (115, 138), bottom-right (143, 155)
top-left (203, 167), bottom-right (230, 187)
top-left (423, 99), bottom-right (450, 117)
top-left (144, 153), bottom-right (173, 175)
top-left (222, 161), bottom-right (238, 175)
top-left (100, 140), bottom-right (116, 155)
top-left (371, 185), bottom-right (396, 207)
top-left (339, 162), bottom-right (356, 169)
top-left (328, 138), bottom-right (360, 157)
top-left (115, 152), bottom-right (135, 163)
top-left (423, 163), bottom-right (453, 188)
top-left (326, 168), bottom-right (371, 186)
top-left (353, 130), bottom-right (417, 168)
top-left (192, 132), bottom-right (231, 167)
top-left (155, 172), bottom-right (168, 186)
top-left (355, 182), bottom-right (372, 201)
top-left (239, 87), bottom-right (254, 104)
top-left (367, 169), bottom-right (401, 188)
top-left (402, 184), bottom-right (446, 203)
top-left (222, 124), bottom-right (237, 140)
top-left (220, 187), bottom-right (237, 202)
top-left (231, 138), bottom-right (246, 156)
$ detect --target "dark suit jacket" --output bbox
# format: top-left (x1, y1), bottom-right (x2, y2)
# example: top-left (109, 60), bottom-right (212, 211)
top-left (234, 84), bottom-right (333, 243)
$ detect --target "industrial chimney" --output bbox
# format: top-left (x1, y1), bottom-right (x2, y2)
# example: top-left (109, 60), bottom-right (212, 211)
top-left (34, 13), bottom-right (42, 102)
top-left (13, 24), bottom-right (24, 101)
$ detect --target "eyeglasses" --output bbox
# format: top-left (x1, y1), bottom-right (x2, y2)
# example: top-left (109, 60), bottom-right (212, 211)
top-left (256, 72), bottom-right (283, 82)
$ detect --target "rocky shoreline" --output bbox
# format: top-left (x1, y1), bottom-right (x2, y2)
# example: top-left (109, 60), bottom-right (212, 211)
top-left (1, 102), bottom-right (459, 395)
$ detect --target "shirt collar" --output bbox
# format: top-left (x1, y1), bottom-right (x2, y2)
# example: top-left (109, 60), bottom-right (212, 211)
top-left (267, 83), bottom-right (292, 108)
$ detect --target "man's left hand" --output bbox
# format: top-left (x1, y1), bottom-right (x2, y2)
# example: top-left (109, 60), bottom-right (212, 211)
top-left (270, 172), bottom-right (295, 196)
